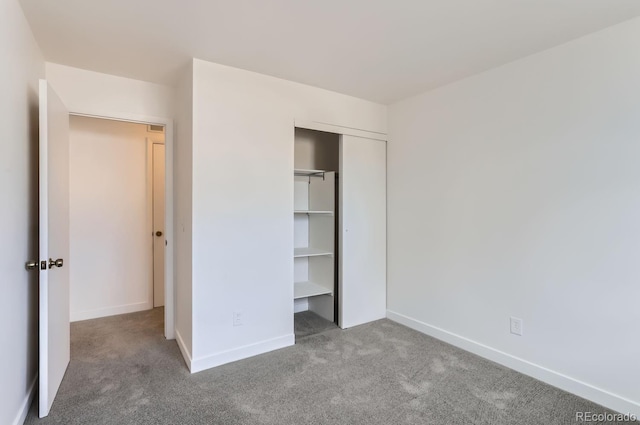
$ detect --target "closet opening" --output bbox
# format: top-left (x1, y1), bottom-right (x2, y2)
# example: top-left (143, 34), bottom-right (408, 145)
top-left (293, 128), bottom-right (340, 340)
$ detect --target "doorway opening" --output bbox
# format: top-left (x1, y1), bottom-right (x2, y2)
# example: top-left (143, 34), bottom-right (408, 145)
top-left (293, 127), bottom-right (340, 340)
top-left (68, 115), bottom-right (167, 333)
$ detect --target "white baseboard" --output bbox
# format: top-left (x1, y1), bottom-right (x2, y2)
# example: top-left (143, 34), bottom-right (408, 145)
top-left (71, 301), bottom-right (152, 322)
top-left (190, 334), bottom-right (295, 374)
top-left (386, 310), bottom-right (640, 418)
top-left (174, 328), bottom-right (193, 372)
top-left (13, 375), bottom-right (37, 425)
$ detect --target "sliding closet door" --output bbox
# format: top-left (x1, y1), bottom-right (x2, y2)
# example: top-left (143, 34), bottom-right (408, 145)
top-left (339, 135), bottom-right (387, 328)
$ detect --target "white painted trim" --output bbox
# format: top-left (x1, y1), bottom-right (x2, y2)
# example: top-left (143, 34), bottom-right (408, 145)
top-left (190, 334), bottom-right (295, 374)
top-left (175, 329), bottom-right (192, 372)
top-left (71, 301), bottom-right (152, 322)
top-left (70, 111), bottom-right (167, 127)
top-left (12, 375), bottom-right (37, 425)
top-left (68, 110), bottom-right (175, 340)
top-left (294, 119), bottom-right (387, 141)
top-left (386, 310), bottom-right (640, 418)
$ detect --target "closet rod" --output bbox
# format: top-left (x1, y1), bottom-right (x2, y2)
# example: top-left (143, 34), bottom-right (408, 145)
top-left (294, 171), bottom-right (325, 178)
top-left (294, 170), bottom-right (325, 182)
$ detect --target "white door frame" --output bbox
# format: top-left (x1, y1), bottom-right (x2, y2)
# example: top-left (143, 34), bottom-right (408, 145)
top-left (69, 110), bottom-right (175, 340)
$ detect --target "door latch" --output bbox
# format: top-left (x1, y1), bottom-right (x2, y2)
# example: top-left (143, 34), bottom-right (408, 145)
top-left (25, 260), bottom-right (50, 270)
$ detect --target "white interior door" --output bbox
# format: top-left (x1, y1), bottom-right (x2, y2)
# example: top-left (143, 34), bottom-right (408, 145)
top-left (39, 80), bottom-right (70, 417)
top-left (339, 135), bottom-right (387, 329)
top-left (153, 143), bottom-right (165, 307)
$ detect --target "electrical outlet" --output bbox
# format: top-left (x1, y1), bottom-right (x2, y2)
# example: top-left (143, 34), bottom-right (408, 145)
top-left (510, 317), bottom-right (523, 336)
top-left (233, 311), bottom-right (243, 327)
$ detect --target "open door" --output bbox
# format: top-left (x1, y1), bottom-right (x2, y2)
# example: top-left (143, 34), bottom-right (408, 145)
top-left (339, 135), bottom-right (387, 329)
top-left (153, 143), bottom-right (165, 307)
top-left (38, 79), bottom-right (70, 417)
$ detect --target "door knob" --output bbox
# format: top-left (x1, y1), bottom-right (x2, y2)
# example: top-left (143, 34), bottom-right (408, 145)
top-left (25, 260), bottom-right (39, 270)
top-left (48, 258), bottom-right (64, 269)
top-left (155, 231), bottom-right (163, 237)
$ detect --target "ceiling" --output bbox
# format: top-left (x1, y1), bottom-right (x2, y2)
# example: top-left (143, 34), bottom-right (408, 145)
top-left (19, 0), bottom-right (640, 104)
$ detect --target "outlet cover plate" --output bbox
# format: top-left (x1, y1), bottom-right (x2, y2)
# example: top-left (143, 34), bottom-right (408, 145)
top-left (510, 316), bottom-right (523, 336)
top-left (233, 311), bottom-right (243, 327)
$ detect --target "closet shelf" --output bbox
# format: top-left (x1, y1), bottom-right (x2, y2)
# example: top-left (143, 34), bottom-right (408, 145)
top-left (294, 281), bottom-right (333, 299)
top-left (294, 210), bottom-right (334, 215)
top-left (294, 169), bottom-right (327, 177)
top-left (294, 247), bottom-right (333, 258)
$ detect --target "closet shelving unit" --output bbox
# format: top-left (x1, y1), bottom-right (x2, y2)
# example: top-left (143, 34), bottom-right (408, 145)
top-left (293, 168), bottom-right (336, 320)
top-left (294, 168), bottom-right (326, 178)
top-left (294, 281), bottom-right (333, 299)
top-left (294, 211), bottom-right (333, 215)
top-left (294, 247), bottom-right (333, 258)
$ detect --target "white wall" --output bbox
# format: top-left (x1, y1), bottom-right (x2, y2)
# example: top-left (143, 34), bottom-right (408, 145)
top-left (174, 63), bottom-right (193, 364)
top-left (45, 63), bottom-right (174, 121)
top-left (388, 17), bottom-right (640, 416)
top-left (69, 116), bottom-right (163, 321)
top-left (0, 0), bottom-right (43, 424)
top-left (189, 59), bottom-right (386, 371)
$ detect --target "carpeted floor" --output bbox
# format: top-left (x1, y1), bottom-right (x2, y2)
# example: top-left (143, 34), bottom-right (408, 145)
top-left (294, 311), bottom-right (338, 339)
top-left (25, 308), bottom-right (634, 425)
